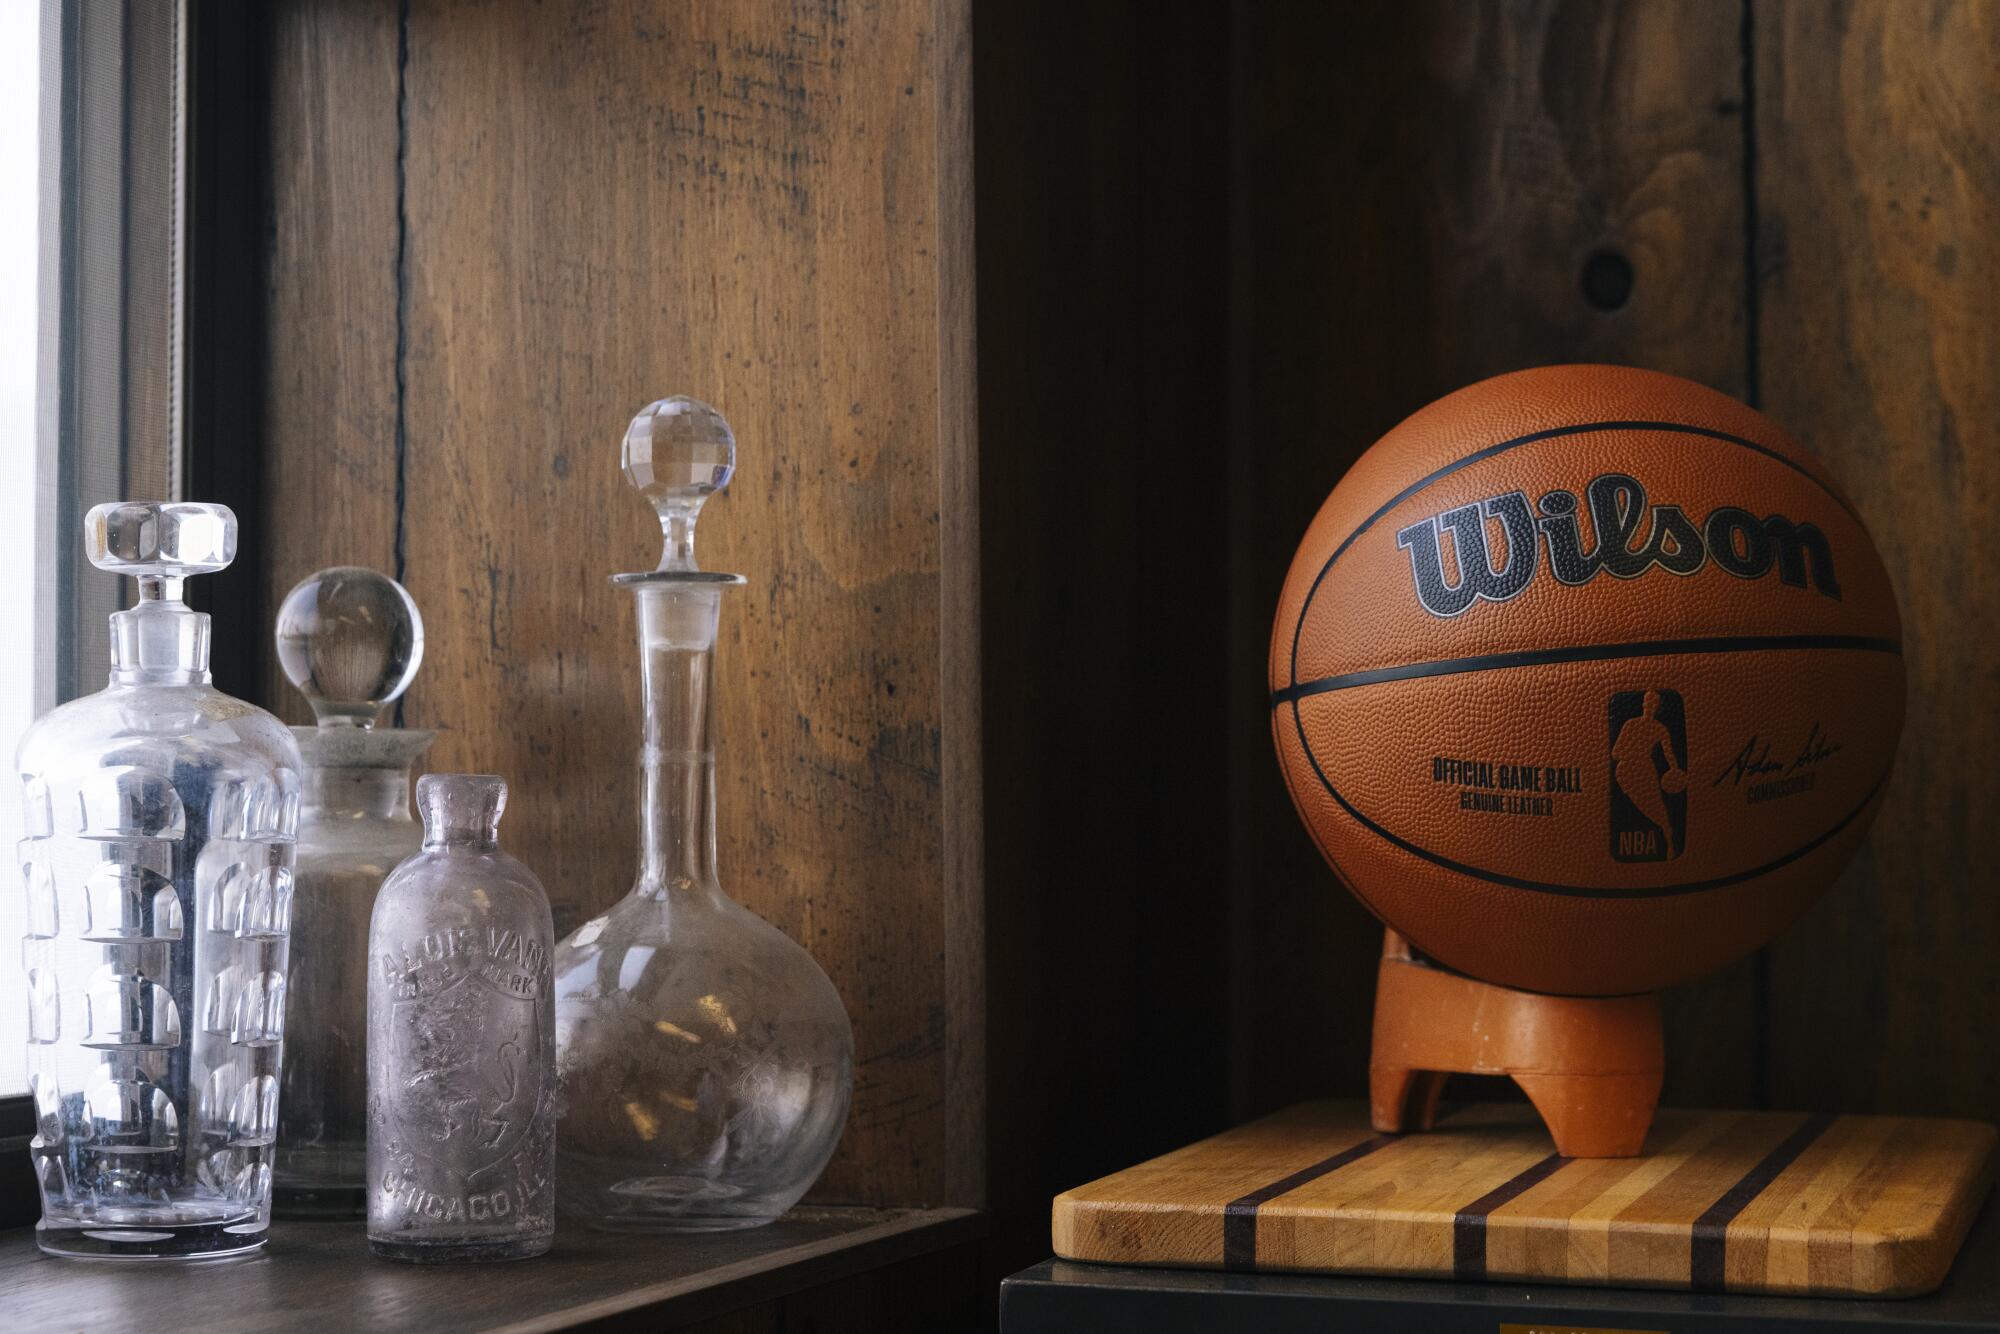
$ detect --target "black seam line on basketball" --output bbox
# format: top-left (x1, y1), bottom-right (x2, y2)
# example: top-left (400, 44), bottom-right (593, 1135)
top-left (1284, 419), bottom-right (1866, 690)
top-left (1221, 1134), bottom-right (1397, 1272)
top-left (1289, 697), bottom-right (1887, 900)
top-left (1270, 633), bottom-right (1902, 707)
top-left (1451, 1152), bottom-right (1567, 1281)
top-left (1689, 1113), bottom-right (1837, 1293)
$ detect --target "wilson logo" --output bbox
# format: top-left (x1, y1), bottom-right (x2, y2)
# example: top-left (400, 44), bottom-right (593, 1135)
top-left (1394, 473), bottom-right (1842, 618)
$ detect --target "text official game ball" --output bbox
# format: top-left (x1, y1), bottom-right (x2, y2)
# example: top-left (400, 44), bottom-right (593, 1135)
top-left (1269, 366), bottom-right (1903, 996)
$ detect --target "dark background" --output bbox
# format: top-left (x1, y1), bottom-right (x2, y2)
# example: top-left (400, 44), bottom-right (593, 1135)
top-left (977, 0), bottom-right (1997, 1289)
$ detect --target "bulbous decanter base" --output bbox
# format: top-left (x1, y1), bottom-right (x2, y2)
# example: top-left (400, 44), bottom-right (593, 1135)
top-left (552, 885), bottom-right (853, 1233)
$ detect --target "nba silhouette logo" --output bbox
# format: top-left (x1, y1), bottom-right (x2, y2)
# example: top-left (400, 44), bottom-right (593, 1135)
top-left (1608, 689), bottom-right (1688, 861)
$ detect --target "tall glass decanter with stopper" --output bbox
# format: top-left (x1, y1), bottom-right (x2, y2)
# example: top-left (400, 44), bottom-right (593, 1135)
top-left (15, 502), bottom-right (301, 1259)
top-left (272, 568), bottom-right (432, 1217)
top-left (553, 397), bottom-right (853, 1231)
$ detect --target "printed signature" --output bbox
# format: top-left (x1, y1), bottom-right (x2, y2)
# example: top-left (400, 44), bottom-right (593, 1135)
top-left (1713, 721), bottom-right (1843, 788)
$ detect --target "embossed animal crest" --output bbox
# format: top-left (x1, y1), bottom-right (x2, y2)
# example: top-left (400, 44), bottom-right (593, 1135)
top-left (389, 970), bottom-right (543, 1181)
top-left (1394, 472), bottom-right (1842, 618)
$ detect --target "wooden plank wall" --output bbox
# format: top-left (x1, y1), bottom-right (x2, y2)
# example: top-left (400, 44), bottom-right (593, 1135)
top-left (249, 0), bottom-right (1999, 1288)
top-left (1225, 0), bottom-right (1999, 1129)
top-left (979, 0), bottom-right (1998, 1278)
top-left (975, 0), bottom-right (1235, 1282)
top-left (1228, 0), bottom-right (1761, 1119)
top-left (1754, 0), bottom-right (1999, 1122)
top-left (259, 0), bottom-right (981, 1211)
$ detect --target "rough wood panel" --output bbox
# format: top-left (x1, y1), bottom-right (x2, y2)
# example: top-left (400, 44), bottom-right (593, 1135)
top-left (930, 0), bottom-right (984, 1213)
top-left (1754, 0), bottom-right (2000, 1120)
top-left (395, 0), bottom-right (973, 1207)
top-left (1053, 1101), bottom-right (1996, 1296)
top-left (258, 0), bottom-right (403, 723)
top-left (974, 0), bottom-right (1235, 1282)
top-left (1228, 0), bottom-right (1757, 1118)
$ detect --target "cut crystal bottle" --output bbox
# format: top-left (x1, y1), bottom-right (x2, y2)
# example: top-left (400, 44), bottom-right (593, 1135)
top-left (15, 502), bottom-right (301, 1259)
top-left (273, 567), bottom-right (433, 1217)
top-left (553, 397), bottom-right (853, 1232)
top-left (368, 774), bottom-right (555, 1262)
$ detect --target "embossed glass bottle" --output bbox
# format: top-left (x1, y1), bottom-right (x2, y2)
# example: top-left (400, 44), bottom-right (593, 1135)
top-left (274, 568), bottom-right (432, 1217)
top-left (553, 397), bottom-right (853, 1232)
top-left (367, 774), bottom-right (555, 1262)
top-left (16, 502), bottom-right (301, 1259)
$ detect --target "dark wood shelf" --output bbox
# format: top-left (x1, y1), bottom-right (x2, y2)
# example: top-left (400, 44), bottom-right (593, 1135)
top-left (0, 1206), bottom-right (983, 1333)
top-left (1001, 1197), bottom-right (2000, 1333)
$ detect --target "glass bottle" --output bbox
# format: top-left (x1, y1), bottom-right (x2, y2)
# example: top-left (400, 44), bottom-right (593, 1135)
top-left (553, 397), bottom-right (853, 1232)
top-left (15, 502), bottom-right (301, 1260)
top-left (273, 567), bottom-right (433, 1217)
top-left (367, 774), bottom-right (555, 1263)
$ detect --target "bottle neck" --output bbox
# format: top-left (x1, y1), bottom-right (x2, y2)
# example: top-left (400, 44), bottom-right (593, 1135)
top-left (633, 583), bottom-right (724, 901)
top-left (304, 765), bottom-right (414, 821)
top-left (109, 579), bottom-right (211, 686)
top-left (424, 828), bottom-right (498, 852)
top-left (295, 727), bottom-right (433, 818)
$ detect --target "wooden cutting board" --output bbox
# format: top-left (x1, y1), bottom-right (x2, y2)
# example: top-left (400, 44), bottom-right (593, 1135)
top-left (1052, 1101), bottom-right (1996, 1297)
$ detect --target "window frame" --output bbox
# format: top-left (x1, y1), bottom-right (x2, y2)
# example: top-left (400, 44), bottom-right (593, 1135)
top-left (0, 0), bottom-right (230, 1230)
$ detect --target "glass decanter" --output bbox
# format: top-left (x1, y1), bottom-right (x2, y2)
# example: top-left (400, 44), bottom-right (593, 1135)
top-left (15, 502), bottom-right (302, 1259)
top-left (367, 774), bottom-right (555, 1262)
top-left (272, 567), bottom-right (433, 1217)
top-left (553, 397), bottom-right (853, 1232)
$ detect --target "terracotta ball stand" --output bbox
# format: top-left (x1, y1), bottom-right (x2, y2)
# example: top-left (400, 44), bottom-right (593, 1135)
top-left (1369, 929), bottom-right (1664, 1157)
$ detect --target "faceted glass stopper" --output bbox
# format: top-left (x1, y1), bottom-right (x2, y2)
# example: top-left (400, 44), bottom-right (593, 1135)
top-left (276, 567), bottom-right (425, 728)
top-left (85, 502), bottom-right (235, 578)
top-left (622, 395), bottom-right (735, 572)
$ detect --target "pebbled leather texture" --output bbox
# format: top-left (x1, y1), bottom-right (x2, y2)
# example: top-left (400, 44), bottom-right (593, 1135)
top-left (1268, 365), bottom-right (1904, 996)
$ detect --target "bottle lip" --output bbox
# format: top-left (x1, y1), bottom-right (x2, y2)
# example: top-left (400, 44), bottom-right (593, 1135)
top-left (416, 772), bottom-right (508, 843)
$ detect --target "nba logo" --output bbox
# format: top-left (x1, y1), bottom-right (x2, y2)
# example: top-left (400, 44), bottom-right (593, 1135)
top-left (1608, 689), bottom-right (1688, 861)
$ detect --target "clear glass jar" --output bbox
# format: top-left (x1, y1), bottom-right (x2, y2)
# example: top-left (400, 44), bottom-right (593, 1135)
top-left (553, 397), bottom-right (853, 1232)
top-left (277, 727), bottom-right (430, 1216)
top-left (15, 502), bottom-right (301, 1260)
top-left (367, 774), bottom-right (555, 1263)
top-left (273, 566), bottom-right (432, 1217)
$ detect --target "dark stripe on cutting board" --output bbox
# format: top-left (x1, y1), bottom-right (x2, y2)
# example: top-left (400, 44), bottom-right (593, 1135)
top-left (1689, 1113), bottom-right (1838, 1292)
top-left (1221, 1134), bottom-right (1396, 1271)
top-left (1452, 1151), bottom-right (1569, 1280)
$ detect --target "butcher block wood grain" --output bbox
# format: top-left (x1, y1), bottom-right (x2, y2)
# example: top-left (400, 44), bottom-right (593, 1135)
top-left (257, 0), bottom-right (980, 1210)
top-left (1053, 1101), bottom-right (1996, 1297)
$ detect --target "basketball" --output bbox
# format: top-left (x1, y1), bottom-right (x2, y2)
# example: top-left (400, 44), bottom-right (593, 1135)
top-left (1269, 365), bottom-right (1904, 996)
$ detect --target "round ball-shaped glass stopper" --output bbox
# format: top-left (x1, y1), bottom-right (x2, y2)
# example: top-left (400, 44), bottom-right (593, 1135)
top-left (275, 566), bottom-right (425, 727)
top-left (622, 396), bottom-right (735, 572)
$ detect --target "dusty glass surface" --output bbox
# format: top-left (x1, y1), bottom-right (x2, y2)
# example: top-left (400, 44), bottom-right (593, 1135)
top-left (553, 398), bottom-right (853, 1232)
top-left (15, 502), bottom-right (301, 1259)
top-left (367, 774), bottom-right (555, 1263)
top-left (275, 567), bottom-right (432, 1217)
